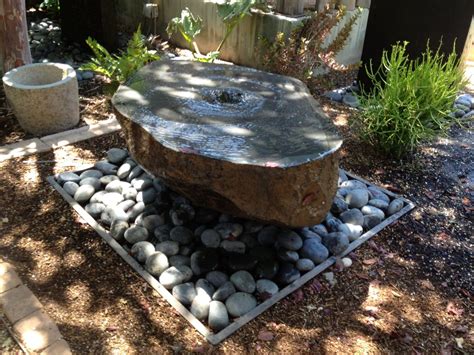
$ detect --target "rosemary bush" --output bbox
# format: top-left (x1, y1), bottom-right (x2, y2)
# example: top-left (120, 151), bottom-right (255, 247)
top-left (260, 1), bottom-right (361, 82)
top-left (355, 41), bottom-right (467, 157)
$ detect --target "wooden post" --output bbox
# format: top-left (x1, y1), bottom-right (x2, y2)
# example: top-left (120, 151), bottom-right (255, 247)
top-left (0, 0), bottom-right (32, 73)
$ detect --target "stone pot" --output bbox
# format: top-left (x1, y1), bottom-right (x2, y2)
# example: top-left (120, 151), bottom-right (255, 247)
top-left (2, 63), bottom-right (80, 136)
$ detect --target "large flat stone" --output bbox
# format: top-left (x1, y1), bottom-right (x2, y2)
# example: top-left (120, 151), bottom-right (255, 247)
top-left (112, 61), bottom-right (342, 227)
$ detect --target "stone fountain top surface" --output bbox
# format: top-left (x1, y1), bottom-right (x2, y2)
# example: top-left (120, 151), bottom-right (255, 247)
top-left (112, 60), bottom-right (342, 167)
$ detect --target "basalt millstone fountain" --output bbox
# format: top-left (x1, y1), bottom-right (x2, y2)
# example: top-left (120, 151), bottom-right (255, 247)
top-left (112, 61), bottom-right (342, 227)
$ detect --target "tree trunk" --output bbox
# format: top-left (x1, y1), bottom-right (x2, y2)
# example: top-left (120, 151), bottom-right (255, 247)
top-left (0, 0), bottom-right (32, 74)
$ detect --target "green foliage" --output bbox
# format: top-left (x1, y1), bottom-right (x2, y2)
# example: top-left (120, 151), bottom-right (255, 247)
top-left (355, 41), bottom-right (467, 157)
top-left (81, 26), bottom-right (159, 92)
top-left (39, 0), bottom-right (60, 12)
top-left (216, 0), bottom-right (257, 52)
top-left (261, 2), bottom-right (361, 82)
top-left (166, 1), bottom-right (260, 62)
top-left (166, 7), bottom-right (203, 49)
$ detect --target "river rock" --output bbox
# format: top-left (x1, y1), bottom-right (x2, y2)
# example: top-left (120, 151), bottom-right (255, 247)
top-left (345, 189), bottom-right (369, 208)
top-left (131, 241), bottom-right (155, 263)
top-left (84, 202), bottom-right (105, 218)
top-left (206, 271), bottom-right (229, 288)
top-left (212, 281), bottom-right (236, 301)
top-left (124, 226), bottom-right (149, 243)
top-left (74, 184), bottom-right (95, 204)
top-left (112, 60), bottom-right (342, 227)
top-left (79, 169), bottom-right (103, 179)
top-left (275, 263), bottom-right (300, 285)
top-left (387, 198), bottom-right (404, 216)
top-left (195, 279), bottom-right (215, 298)
top-left (142, 214), bottom-right (165, 231)
top-left (368, 187), bottom-right (390, 203)
top-left (277, 249), bottom-right (299, 263)
top-left (80, 177), bottom-right (101, 191)
top-left (107, 148), bottom-right (128, 164)
top-left (106, 180), bottom-right (129, 194)
top-left (58, 172), bottom-right (80, 184)
top-left (296, 258), bottom-right (315, 272)
top-left (208, 301), bottom-right (229, 331)
top-left (94, 160), bottom-right (118, 175)
top-left (214, 223), bottom-right (243, 239)
top-left (311, 224), bottom-right (328, 237)
top-left (361, 205), bottom-right (385, 220)
top-left (341, 223), bottom-right (363, 241)
top-left (368, 199), bottom-right (389, 210)
top-left (299, 239), bottom-right (329, 264)
top-left (145, 251), bottom-right (169, 277)
top-left (256, 279), bottom-right (279, 297)
top-left (101, 207), bottom-right (129, 226)
top-left (131, 177), bottom-right (153, 191)
top-left (322, 232), bottom-right (349, 255)
top-left (127, 165), bottom-right (144, 182)
top-left (117, 161), bottom-right (134, 180)
top-left (363, 214), bottom-right (383, 229)
top-left (170, 226), bottom-right (194, 245)
top-left (99, 175), bottom-right (119, 186)
top-left (331, 196), bottom-right (348, 214)
top-left (101, 192), bottom-right (124, 207)
top-left (239, 234), bottom-right (259, 249)
top-left (276, 229), bottom-right (303, 250)
top-left (254, 259), bottom-right (279, 279)
top-left (63, 181), bottom-right (79, 196)
top-left (224, 253), bottom-right (258, 272)
top-left (155, 241), bottom-right (179, 256)
top-left (172, 282), bottom-right (196, 305)
top-left (136, 188), bottom-right (156, 204)
top-left (159, 266), bottom-right (188, 289)
top-left (169, 255), bottom-right (191, 267)
top-left (221, 240), bottom-right (246, 254)
top-left (340, 209), bottom-right (364, 226)
top-left (190, 293), bottom-right (211, 320)
top-left (257, 226), bottom-right (279, 246)
top-left (110, 220), bottom-right (129, 241)
top-left (190, 249), bottom-right (219, 275)
top-left (225, 292), bottom-right (257, 317)
top-left (230, 271), bottom-right (256, 293)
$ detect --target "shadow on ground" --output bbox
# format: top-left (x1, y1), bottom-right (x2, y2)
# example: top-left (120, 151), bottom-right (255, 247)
top-left (0, 122), bottom-right (471, 353)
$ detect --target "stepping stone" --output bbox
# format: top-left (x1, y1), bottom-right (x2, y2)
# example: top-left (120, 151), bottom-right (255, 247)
top-left (112, 61), bottom-right (342, 227)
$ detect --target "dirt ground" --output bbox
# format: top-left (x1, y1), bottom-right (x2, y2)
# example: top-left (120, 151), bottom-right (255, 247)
top-left (0, 94), bottom-right (472, 353)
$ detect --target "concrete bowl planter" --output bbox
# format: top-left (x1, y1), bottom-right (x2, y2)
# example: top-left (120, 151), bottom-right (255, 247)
top-left (2, 63), bottom-right (80, 136)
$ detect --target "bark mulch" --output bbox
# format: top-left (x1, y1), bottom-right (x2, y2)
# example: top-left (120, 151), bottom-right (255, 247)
top-left (0, 100), bottom-right (472, 353)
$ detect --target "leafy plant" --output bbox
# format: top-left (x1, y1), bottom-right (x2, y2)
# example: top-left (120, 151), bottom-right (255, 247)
top-left (354, 41), bottom-right (467, 157)
top-left (261, 1), bottom-right (361, 82)
top-left (81, 26), bottom-right (159, 93)
top-left (39, 0), bottom-right (60, 12)
top-left (216, 0), bottom-right (256, 52)
top-left (166, 7), bottom-right (203, 55)
top-left (167, 1), bottom-right (261, 62)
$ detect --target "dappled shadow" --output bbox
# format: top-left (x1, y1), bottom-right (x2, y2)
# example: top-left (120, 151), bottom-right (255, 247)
top-left (0, 96), bottom-right (472, 352)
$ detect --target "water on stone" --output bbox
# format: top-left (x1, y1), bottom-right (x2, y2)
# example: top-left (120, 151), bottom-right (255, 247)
top-left (112, 60), bottom-right (342, 167)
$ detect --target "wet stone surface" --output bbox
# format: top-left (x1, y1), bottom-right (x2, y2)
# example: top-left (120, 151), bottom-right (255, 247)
top-left (112, 61), bottom-right (343, 227)
top-left (55, 148), bottom-right (408, 333)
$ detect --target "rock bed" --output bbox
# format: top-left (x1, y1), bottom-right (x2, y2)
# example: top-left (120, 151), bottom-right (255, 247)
top-left (28, 17), bottom-right (95, 81)
top-left (54, 148), bottom-right (407, 333)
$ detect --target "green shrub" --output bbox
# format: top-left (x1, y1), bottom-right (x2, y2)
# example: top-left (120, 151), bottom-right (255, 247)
top-left (355, 41), bottom-right (467, 157)
top-left (81, 26), bottom-right (159, 93)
